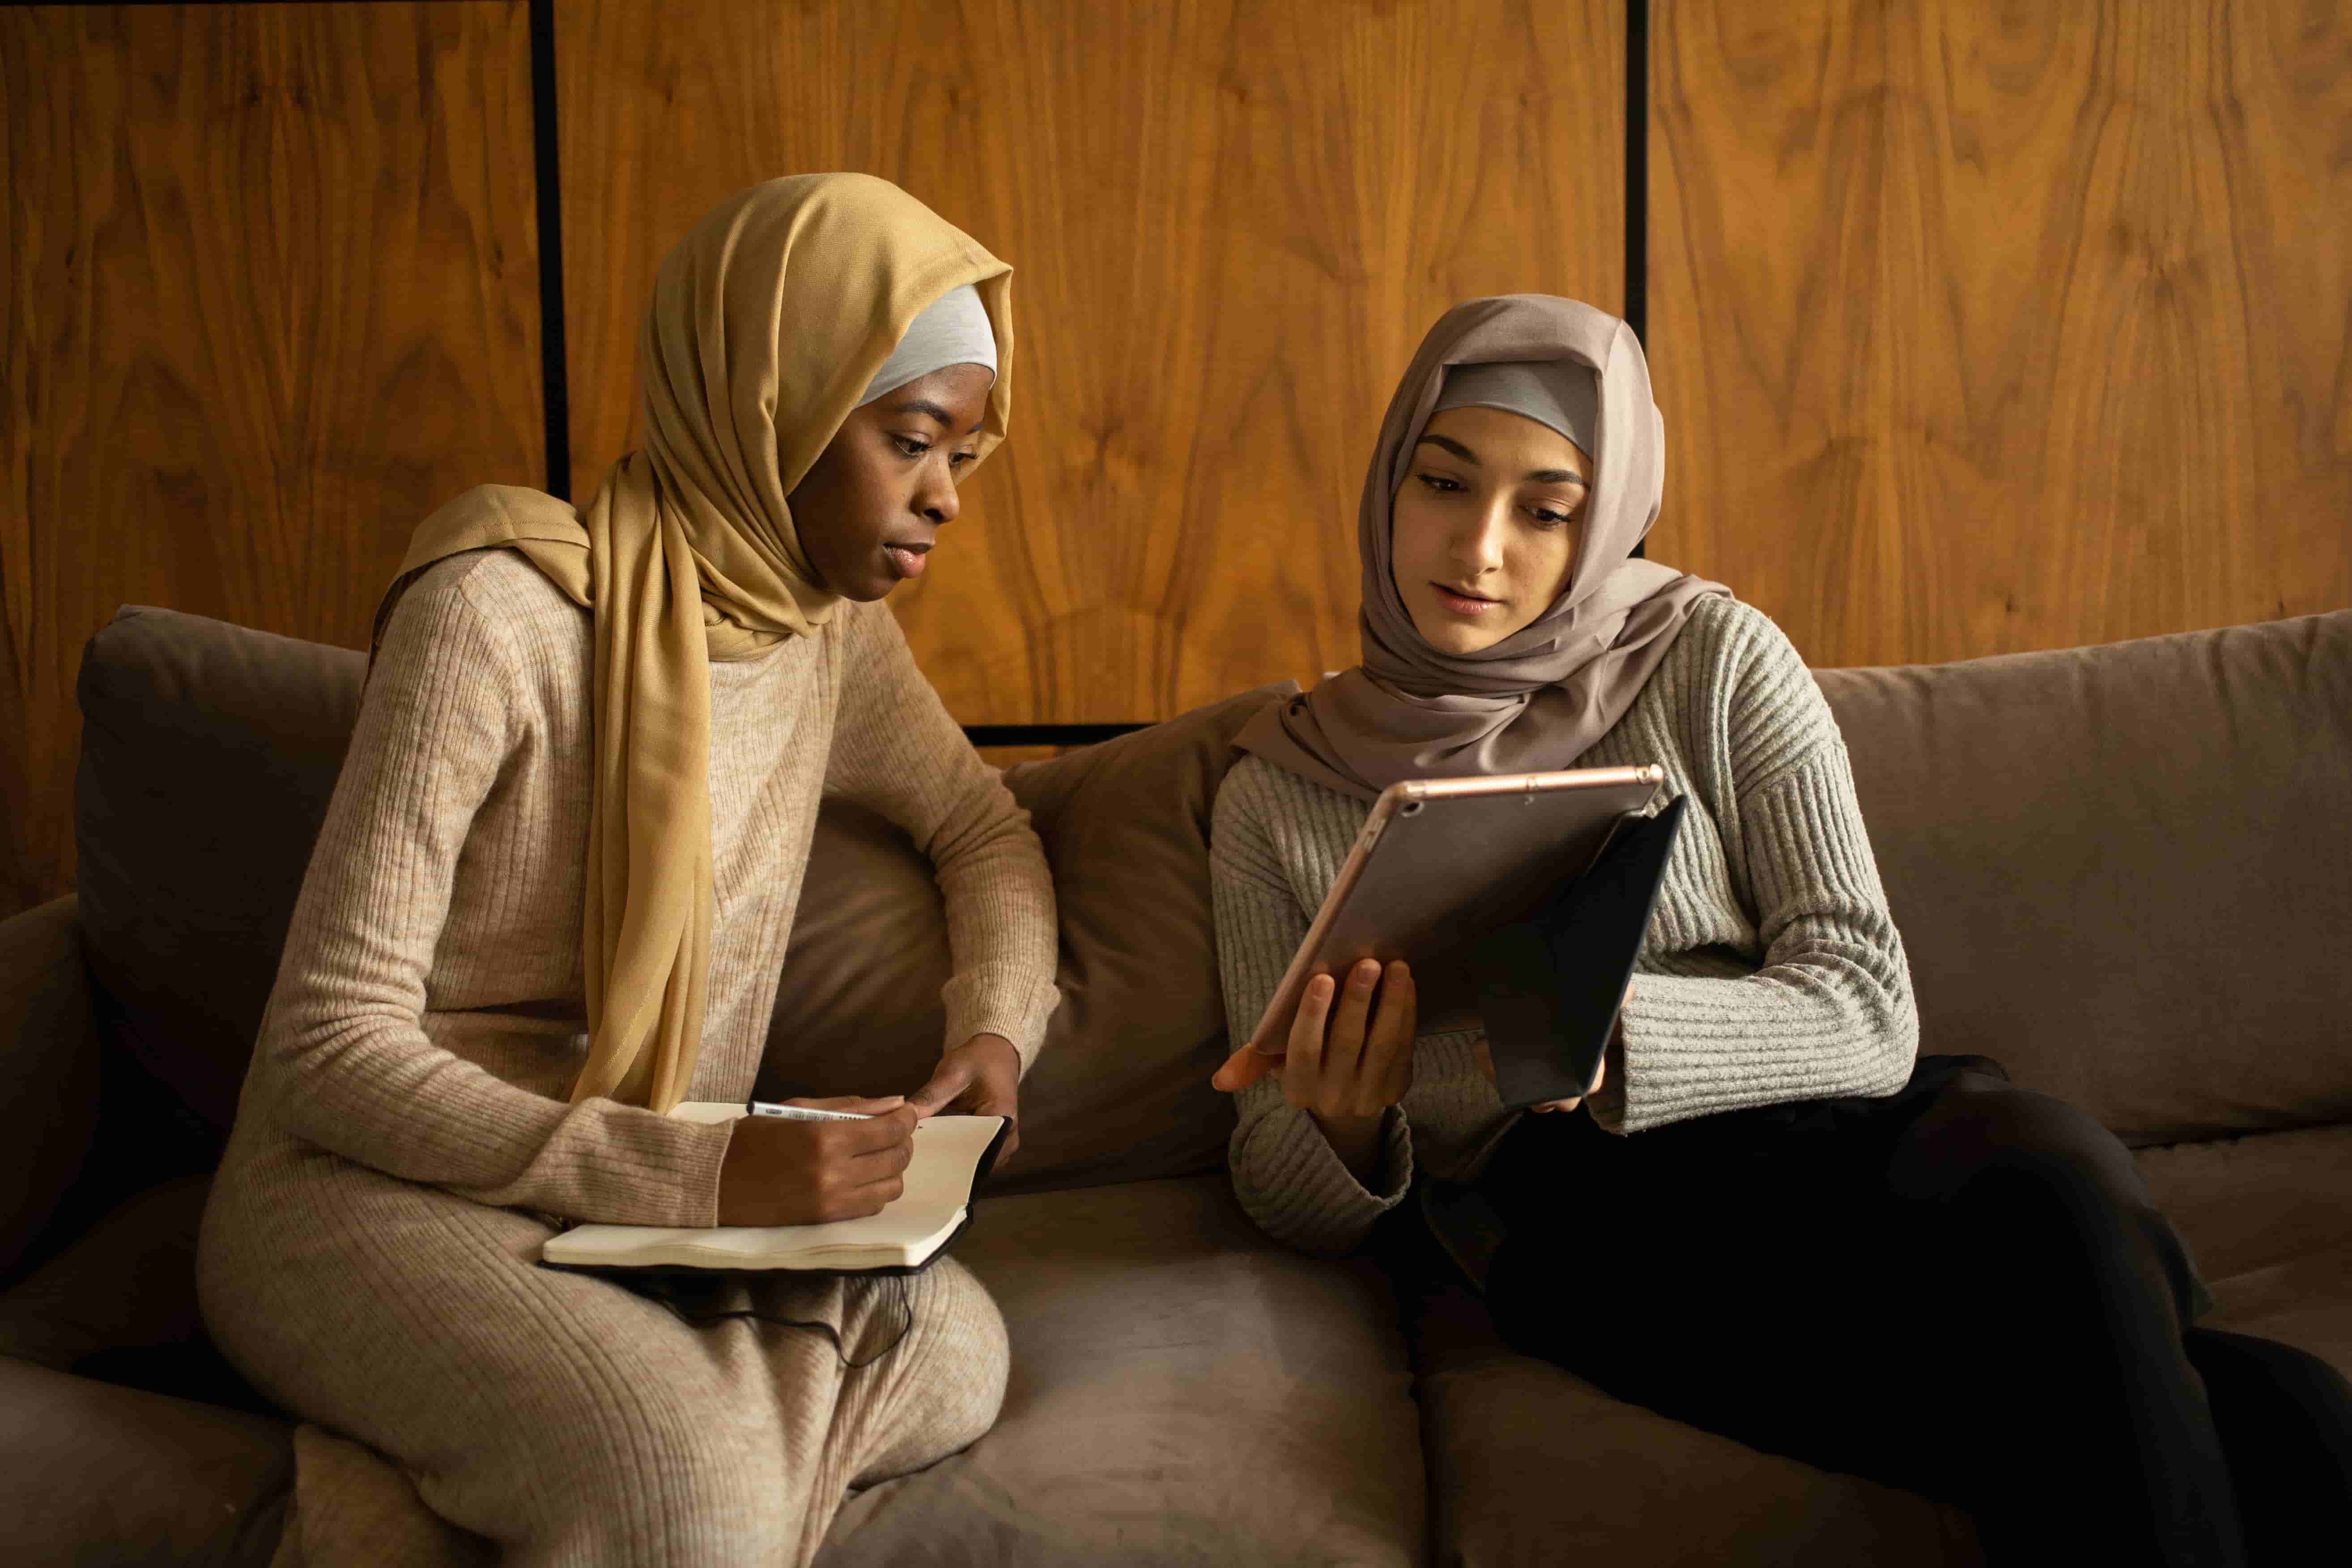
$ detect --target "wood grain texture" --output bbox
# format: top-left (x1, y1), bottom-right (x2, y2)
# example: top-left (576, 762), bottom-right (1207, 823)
top-left (1649, 0), bottom-right (2352, 670)
top-left (0, 3), bottom-right (544, 916)
top-left (557, 0), bottom-right (1624, 724)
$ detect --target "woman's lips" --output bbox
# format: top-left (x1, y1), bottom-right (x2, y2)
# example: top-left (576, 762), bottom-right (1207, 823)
top-left (885, 544), bottom-right (928, 580)
top-left (1430, 582), bottom-right (1501, 615)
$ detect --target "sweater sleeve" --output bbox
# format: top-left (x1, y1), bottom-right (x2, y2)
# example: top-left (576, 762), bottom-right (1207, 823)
top-left (1604, 608), bottom-right (1919, 1133)
top-left (254, 557), bottom-right (732, 1227)
top-left (1213, 762), bottom-right (1412, 1258)
top-left (823, 602), bottom-right (1060, 1070)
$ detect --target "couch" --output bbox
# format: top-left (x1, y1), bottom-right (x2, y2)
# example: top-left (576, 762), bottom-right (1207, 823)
top-left (4, 601), bottom-right (2347, 1566)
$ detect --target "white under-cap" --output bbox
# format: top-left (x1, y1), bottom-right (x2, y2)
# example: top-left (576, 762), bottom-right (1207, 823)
top-left (1430, 359), bottom-right (1598, 461)
top-left (856, 282), bottom-right (998, 406)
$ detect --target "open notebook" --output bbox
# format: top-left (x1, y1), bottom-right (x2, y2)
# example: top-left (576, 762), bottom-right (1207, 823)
top-left (540, 1104), bottom-right (1008, 1275)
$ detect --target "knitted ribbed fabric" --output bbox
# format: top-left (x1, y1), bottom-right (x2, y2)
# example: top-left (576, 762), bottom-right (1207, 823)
top-left (1214, 596), bottom-right (1918, 1258)
top-left (198, 547), bottom-right (1058, 1565)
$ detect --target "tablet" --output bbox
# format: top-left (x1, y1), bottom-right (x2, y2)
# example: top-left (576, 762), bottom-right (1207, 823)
top-left (1475, 794), bottom-right (1687, 1109)
top-left (1243, 765), bottom-right (1669, 1053)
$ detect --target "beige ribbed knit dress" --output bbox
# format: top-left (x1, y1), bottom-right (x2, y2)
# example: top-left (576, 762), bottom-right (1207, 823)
top-left (197, 546), bottom-right (1060, 1567)
top-left (1217, 596), bottom-right (1919, 1258)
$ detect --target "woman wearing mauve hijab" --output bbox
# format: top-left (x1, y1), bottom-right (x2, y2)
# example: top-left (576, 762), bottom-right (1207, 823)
top-left (1209, 294), bottom-right (2352, 1565)
top-left (198, 174), bottom-right (1060, 1567)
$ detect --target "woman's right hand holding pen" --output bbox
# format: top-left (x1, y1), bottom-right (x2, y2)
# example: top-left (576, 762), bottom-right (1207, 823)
top-left (716, 1096), bottom-right (915, 1226)
top-left (1213, 959), bottom-right (1416, 1186)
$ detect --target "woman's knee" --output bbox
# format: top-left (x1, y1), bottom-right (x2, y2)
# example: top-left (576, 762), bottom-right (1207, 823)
top-left (452, 1413), bottom-right (792, 1568)
top-left (847, 1263), bottom-right (1009, 1486)
top-left (906, 1261), bottom-right (1010, 1437)
top-left (1888, 1078), bottom-right (2212, 1327)
top-left (1893, 1077), bottom-right (2147, 1214)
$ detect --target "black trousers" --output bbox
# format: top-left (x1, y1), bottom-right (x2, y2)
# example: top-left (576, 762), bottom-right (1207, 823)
top-left (1455, 1057), bottom-right (2352, 1567)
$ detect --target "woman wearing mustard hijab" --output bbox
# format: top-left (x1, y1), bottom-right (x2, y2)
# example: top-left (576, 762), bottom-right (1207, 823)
top-left (197, 174), bottom-right (1060, 1566)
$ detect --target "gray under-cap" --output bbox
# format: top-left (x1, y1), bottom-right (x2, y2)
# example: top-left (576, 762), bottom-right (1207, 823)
top-left (1430, 358), bottom-right (1598, 460)
top-left (856, 282), bottom-right (998, 407)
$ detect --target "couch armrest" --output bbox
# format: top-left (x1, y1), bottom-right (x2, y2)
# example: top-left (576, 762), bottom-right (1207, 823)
top-left (0, 896), bottom-right (101, 1280)
top-left (0, 1353), bottom-right (290, 1568)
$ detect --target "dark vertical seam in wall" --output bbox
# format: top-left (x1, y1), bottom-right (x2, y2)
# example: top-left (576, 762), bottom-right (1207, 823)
top-left (1626, 0), bottom-right (1648, 557)
top-left (1624, 0), bottom-right (1648, 344)
top-left (528, 0), bottom-right (570, 499)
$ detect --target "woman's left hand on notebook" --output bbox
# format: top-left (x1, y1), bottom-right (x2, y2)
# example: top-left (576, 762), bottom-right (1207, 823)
top-left (910, 1032), bottom-right (1022, 1170)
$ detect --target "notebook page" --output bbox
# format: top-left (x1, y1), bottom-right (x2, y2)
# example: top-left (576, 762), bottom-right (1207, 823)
top-left (655, 1114), bottom-right (999, 1255)
top-left (543, 1112), bottom-right (1003, 1268)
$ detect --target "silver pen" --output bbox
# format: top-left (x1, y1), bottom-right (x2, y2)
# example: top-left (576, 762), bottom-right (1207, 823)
top-left (744, 1099), bottom-right (872, 1123)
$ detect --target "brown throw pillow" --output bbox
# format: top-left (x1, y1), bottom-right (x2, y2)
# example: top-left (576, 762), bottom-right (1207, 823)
top-left (73, 607), bottom-right (365, 1136)
top-left (765, 682), bottom-right (1297, 1195)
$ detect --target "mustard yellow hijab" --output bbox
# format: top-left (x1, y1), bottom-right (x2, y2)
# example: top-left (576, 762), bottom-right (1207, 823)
top-left (366, 174), bottom-right (1014, 1111)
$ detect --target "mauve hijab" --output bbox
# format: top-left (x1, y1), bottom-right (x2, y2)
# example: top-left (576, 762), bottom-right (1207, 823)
top-left (1234, 294), bottom-right (1729, 800)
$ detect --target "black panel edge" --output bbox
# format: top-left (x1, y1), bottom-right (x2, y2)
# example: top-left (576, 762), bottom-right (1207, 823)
top-left (1625, 0), bottom-right (1648, 347)
top-left (1626, 0), bottom-right (1648, 558)
top-left (962, 723), bottom-right (1151, 748)
top-left (527, 0), bottom-right (570, 500)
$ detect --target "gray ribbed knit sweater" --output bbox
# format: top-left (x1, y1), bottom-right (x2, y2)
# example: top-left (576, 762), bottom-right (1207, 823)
top-left (1214, 596), bottom-right (1918, 1258)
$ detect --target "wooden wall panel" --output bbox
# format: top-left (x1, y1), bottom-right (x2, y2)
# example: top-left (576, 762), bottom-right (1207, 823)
top-left (557, 0), bottom-right (1624, 724)
top-left (1649, 0), bottom-right (2352, 671)
top-left (0, 2), bottom-right (545, 917)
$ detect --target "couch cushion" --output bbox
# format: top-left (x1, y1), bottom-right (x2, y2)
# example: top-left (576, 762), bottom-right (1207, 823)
top-left (0, 1353), bottom-right (291, 1568)
top-left (1818, 610), bottom-right (2352, 1145)
top-left (0, 895), bottom-right (100, 1279)
top-left (0, 1171), bottom-right (280, 1416)
top-left (75, 606), bottom-right (365, 1134)
top-left (765, 682), bottom-right (1295, 1194)
top-left (1398, 1270), bottom-right (1979, 1568)
top-left (2135, 1123), bottom-right (2352, 1376)
top-left (0, 1175), bottom-right (209, 1370)
top-left (814, 1175), bottom-right (1423, 1568)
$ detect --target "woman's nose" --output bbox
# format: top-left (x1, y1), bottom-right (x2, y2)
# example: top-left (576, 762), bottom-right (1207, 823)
top-left (1452, 503), bottom-right (1510, 574)
top-left (919, 466), bottom-right (960, 526)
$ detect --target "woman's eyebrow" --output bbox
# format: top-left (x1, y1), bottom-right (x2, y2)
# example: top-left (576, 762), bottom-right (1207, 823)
top-left (1418, 433), bottom-right (1588, 488)
top-left (885, 396), bottom-right (987, 435)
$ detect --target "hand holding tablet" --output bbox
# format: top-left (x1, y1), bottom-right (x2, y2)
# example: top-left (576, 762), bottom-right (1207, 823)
top-left (1212, 766), bottom-right (1681, 1111)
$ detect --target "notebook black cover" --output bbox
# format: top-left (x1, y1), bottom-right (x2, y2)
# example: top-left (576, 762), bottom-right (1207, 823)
top-left (1473, 795), bottom-right (1687, 1109)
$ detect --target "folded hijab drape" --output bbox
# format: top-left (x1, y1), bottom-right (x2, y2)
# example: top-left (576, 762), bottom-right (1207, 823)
top-left (1234, 294), bottom-right (1727, 800)
top-left (365, 173), bottom-right (1014, 1112)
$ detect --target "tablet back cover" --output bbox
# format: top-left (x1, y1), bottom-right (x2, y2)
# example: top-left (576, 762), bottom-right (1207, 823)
top-left (1475, 795), bottom-right (1688, 1109)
